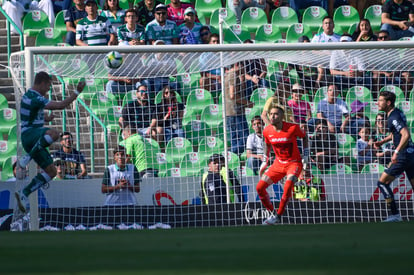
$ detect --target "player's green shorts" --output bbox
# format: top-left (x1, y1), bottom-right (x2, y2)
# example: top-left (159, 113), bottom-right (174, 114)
top-left (21, 127), bottom-right (53, 169)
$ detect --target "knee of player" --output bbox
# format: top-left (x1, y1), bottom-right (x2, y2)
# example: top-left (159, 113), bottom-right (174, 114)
top-left (46, 165), bottom-right (57, 178)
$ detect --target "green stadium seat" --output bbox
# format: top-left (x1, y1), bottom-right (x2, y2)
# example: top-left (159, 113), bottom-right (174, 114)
top-left (155, 152), bottom-right (175, 177)
top-left (223, 151), bottom-right (240, 171)
top-left (0, 94), bottom-right (8, 110)
top-left (314, 86), bottom-right (328, 104)
top-left (326, 163), bottom-right (353, 174)
top-left (62, 59), bottom-right (92, 87)
top-left (380, 85), bottom-right (405, 104)
top-left (119, 0), bottom-right (130, 9)
top-left (223, 24), bottom-right (251, 44)
top-left (255, 24), bottom-right (282, 43)
top-left (6, 125), bottom-right (17, 143)
top-left (195, 0), bottom-right (222, 19)
top-left (249, 87), bottom-right (273, 108)
top-left (286, 23), bottom-right (313, 43)
top-left (35, 28), bottom-right (64, 46)
top-left (241, 7), bottom-right (268, 34)
top-left (121, 90), bottom-right (138, 107)
top-left (104, 106), bottom-right (123, 133)
top-left (210, 8), bottom-right (237, 30)
top-left (22, 10), bottom-right (51, 37)
top-left (245, 105), bottom-right (263, 126)
top-left (166, 167), bottom-right (182, 177)
top-left (266, 60), bottom-right (288, 75)
top-left (180, 152), bottom-right (206, 177)
top-left (1, 156), bottom-right (16, 181)
top-left (200, 104), bottom-right (223, 130)
top-left (0, 108), bottom-right (16, 136)
top-left (198, 136), bottom-right (225, 162)
top-left (143, 137), bottom-right (161, 171)
top-left (399, 37), bottom-right (412, 41)
top-left (154, 90), bottom-right (182, 104)
top-left (364, 5), bottom-right (382, 33)
top-left (348, 22), bottom-right (358, 35)
top-left (78, 75), bottom-right (108, 101)
top-left (165, 137), bottom-right (193, 164)
top-left (345, 86), bottom-right (373, 106)
top-left (0, 140), bottom-right (17, 167)
top-left (397, 101), bottom-right (414, 122)
top-left (134, 0), bottom-right (143, 5)
top-left (364, 101), bottom-right (379, 123)
top-left (90, 92), bottom-right (118, 117)
top-left (271, 7), bottom-right (298, 34)
top-left (336, 133), bottom-right (356, 156)
top-left (333, 5), bottom-right (360, 35)
top-left (185, 89), bottom-right (213, 116)
top-left (360, 163), bottom-right (385, 174)
top-left (234, 166), bottom-right (255, 177)
top-left (54, 10), bottom-right (67, 36)
top-left (302, 6), bottom-right (328, 33)
top-left (183, 120), bottom-right (212, 147)
top-left (177, 72), bottom-right (201, 99)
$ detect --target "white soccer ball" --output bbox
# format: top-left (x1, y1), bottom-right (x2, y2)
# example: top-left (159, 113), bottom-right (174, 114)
top-left (104, 51), bottom-right (123, 69)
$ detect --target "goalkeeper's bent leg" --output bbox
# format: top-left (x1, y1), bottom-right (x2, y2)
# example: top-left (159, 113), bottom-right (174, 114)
top-left (23, 172), bottom-right (52, 197)
top-left (277, 179), bottom-right (295, 216)
top-left (256, 180), bottom-right (274, 212)
top-left (377, 181), bottom-right (399, 215)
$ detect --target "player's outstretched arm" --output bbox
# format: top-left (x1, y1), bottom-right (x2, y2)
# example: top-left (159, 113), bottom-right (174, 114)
top-left (259, 142), bottom-right (270, 177)
top-left (45, 81), bottom-right (85, 110)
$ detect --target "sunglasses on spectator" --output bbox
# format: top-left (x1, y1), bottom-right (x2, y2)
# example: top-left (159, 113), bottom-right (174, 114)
top-left (378, 35), bottom-right (388, 40)
top-left (156, 12), bottom-right (167, 15)
top-left (200, 32), bottom-right (210, 36)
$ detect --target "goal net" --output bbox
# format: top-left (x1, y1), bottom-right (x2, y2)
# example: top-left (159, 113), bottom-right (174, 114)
top-left (4, 42), bottom-right (414, 231)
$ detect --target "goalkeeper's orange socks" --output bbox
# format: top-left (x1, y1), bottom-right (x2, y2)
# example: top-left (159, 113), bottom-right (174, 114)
top-left (277, 179), bottom-right (294, 216)
top-left (256, 180), bottom-right (274, 212)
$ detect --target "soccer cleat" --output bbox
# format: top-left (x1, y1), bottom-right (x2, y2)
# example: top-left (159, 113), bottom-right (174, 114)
top-left (382, 214), bottom-right (403, 223)
top-left (15, 190), bottom-right (29, 213)
top-left (18, 154), bottom-right (32, 169)
top-left (262, 215), bottom-right (281, 225)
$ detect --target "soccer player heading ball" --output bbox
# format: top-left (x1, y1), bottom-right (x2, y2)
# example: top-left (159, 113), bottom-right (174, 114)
top-left (256, 105), bottom-right (309, 225)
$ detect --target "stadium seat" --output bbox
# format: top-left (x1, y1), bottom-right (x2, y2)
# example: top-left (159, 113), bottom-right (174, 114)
top-left (210, 8), bottom-right (237, 30)
top-left (200, 104), bottom-right (223, 130)
top-left (121, 90), bottom-right (138, 107)
top-left (195, 0), bottom-right (222, 19)
top-left (155, 152), bottom-right (175, 177)
top-left (0, 140), bottom-right (17, 167)
top-left (241, 7), bottom-right (268, 34)
top-left (180, 152), bottom-right (206, 177)
top-left (119, 0), bottom-right (130, 9)
top-left (360, 163), bottom-right (385, 174)
top-left (314, 86), bottom-right (328, 104)
top-left (271, 7), bottom-right (298, 34)
top-left (185, 89), bottom-right (213, 116)
top-left (165, 137), bottom-right (193, 164)
top-left (177, 72), bottom-right (201, 99)
top-left (286, 23), bottom-right (313, 43)
top-left (336, 133), bottom-right (356, 156)
top-left (380, 85), bottom-right (405, 104)
top-left (54, 10), bottom-right (67, 36)
top-left (22, 10), bottom-right (51, 37)
top-left (255, 24), bottom-right (282, 43)
top-left (35, 28), bottom-right (64, 46)
top-left (345, 86), bottom-right (373, 106)
top-left (0, 94), bottom-right (8, 109)
top-left (1, 156), bottom-right (16, 181)
top-left (89, 91), bottom-right (118, 117)
top-left (326, 163), bottom-right (353, 174)
top-left (154, 90), bottom-right (182, 104)
top-left (6, 125), bottom-right (17, 143)
top-left (223, 24), bottom-right (251, 44)
top-left (266, 60), bottom-right (288, 76)
top-left (0, 108), bottom-right (16, 136)
top-left (234, 165), bottom-right (255, 177)
top-left (399, 37), bottom-right (412, 41)
top-left (166, 167), bottom-right (182, 177)
top-left (397, 101), bottom-right (414, 122)
top-left (223, 151), bottom-right (240, 171)
top-left (302, 6), bottom-right (328, 33)
top-left (183, 120), bottom-right (212, 147)
top-left (104, 106), bottom-right (123, 133)
top-left (249, 87), bottom-right (273, 108)
top-left (78, 75), bottom-right (107, 101)
top-left (347, 22), bottom-right (358, 35)
top-left (143, 137), bottom-right (161, 171)
top-left (245, 105), bottom-right (263, 126)
top-left (364, 5), bottom-right (382, 33)
top-left (198, 136), bottom-right (225, 162)
top-left (364, 101), bottom-right (379, 124)
top-left (333, 5), bottom-right (360, 35)
top-left (62, 59), bottom-right (92, 87)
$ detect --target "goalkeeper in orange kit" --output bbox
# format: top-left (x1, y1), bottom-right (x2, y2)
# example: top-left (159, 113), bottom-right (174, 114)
top-left (256, 106), bottom-right (309, 225)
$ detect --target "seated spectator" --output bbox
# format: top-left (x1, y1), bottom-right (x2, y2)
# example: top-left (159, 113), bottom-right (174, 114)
top-left (294, 165), bottom-right (327, 201)
top-left (200, 154), bottom-right (243, 204)
top-left (329, 34), bottom-right (372, 90)
top-left (102, 145), bottom-right (140, 206)
top-left (373, 112), bottom-right (394, 166)
top-left (245, 116), bottom-right (264, 175)
top-left (352, 19), bottom-right (377, 42)
top-left (135, 0), bottom-right (164, 27)
top-left (342, 100), bottom-right (371, 139)
top-left (289, 0), bottom-right (328, 20)
top-left (157, 86), bottom-right (185, 143)
top-left (199, 26), bottom-right (211, 44)
top-left (178, 7), bottom-right (203, 44)
top-left (51, 131), bottom-right (88, 179)
top-left (63, 0), bottom-right (87, 45)
top-left (308, 84), bottom-right (349, 133)
top-left (117, 8), bottom-right (145, 46)
top-left (287, 83), bottom-right (312, 124)
top-left (199, 34), bottom-right (222, 94)
top-left (228, 0), bottom-right (270, 24)
top-left (311, 16), bottom-right (341, 43)
top-left (119, 84), bottom-right (164, 143)
top-left (380, 0), bottom-right (414, 40)
top-left (145, 4), bottom-right (179, 45)
top-left (356, 126), bottom-right (375, 170)
top-left (76, 0), bottom-right (117, 46)
top-left (100, 0), bottom-right (126, 36)
top-left (167, 0), bottom-right (198, 26)
top-left (310, 119), bottom-right (340, 171)
top-left (298, 35), bottom-right (310, 43)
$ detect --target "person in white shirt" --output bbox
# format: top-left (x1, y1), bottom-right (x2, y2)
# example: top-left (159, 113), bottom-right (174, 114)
top-left (245, 116), bottom-right (264, 175)
top-left (311, 16), bottom-right (341, 43)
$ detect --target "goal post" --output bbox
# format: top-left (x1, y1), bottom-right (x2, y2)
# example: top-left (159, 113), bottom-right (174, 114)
top-left (6, 41), bottom-right (414, 231)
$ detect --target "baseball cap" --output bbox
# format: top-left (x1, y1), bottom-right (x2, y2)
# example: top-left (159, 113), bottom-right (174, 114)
top-left (209, 154), bottom-right (224, 164)
top-left (292, 83), bottom-right (304, 91)
top-left (340, 35), bottom-right (353, 42)
top-left (184, 7), bottom-right (196, 15)
top-left (84, 0), bottom-right (97, 6)
top-left (155, 4), bottom-right (167, 12)
top-left (351, 100), bottom-right (368, 113)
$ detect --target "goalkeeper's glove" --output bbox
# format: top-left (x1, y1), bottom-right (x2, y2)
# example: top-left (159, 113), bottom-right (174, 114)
top-left (302, 148), bottom-right (310, 167)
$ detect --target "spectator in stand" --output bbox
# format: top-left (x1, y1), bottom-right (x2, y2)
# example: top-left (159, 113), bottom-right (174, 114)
top-left (63, 0), bottom-right (87, 45)
top-left (199, 34), bottom-right (222, 94)
top-left (310, 119), bottom-right (340, 171)
top-left (178, 7), bottom-right (203, 44)
top-left (157, 86), bottom-right (185, 143)
top-left (51, 131), bottom-right (89, 179)
top-left (135, 0), bottom-right (163, 27)
top-left (117, 8), bottom-right (145, 46)
top-left (287, 83), bottom-right (312, 124)
top-left (289, 1), bottom-right (328, 20)
top-left (100, 0), bottom-right (126, 35)
top-left (311, 16), bottom-right (341, 43)
top-left (224, 62), bottom-right (254, 155)
top-left (167, 0), bottom-right (199, 26)
top-left (294, 165), bottom-right (326, 201)
top-left (199, 26), bottom-right (211, 44)
top-left (352, 19), bottom-right (377, 41)
top-left (356, 126), bottom-right (375, 170)
top-left (342, 100), bottom-right (371, 139)
top-left (373, 112), bottom-right (394, 165)
top-left (228, 0), bottom-right (270, 24)
top-left (145, 4), bottom-right (179, 45)
top-left (119, 84), bottom-right (164, 144)
top-left (381, 0), bottom-right (414, 40)
top-left (261, 90), bottom-right (294, 125)
top-left (53, 158), bottom-right (66, 180)
top-left (245, 116), bottom-right (264, 175)
top-left (102, 145), bottom-right (140, 206)
top-left (76, 0), bottom-right (117, 46)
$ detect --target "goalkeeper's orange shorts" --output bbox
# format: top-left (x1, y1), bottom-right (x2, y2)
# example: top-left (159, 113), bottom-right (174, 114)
top-left (265, 160), bottom-right (303, 183)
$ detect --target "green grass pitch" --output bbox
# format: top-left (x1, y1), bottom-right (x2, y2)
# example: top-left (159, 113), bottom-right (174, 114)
top-left (1, 222), bottom-right (413, 274)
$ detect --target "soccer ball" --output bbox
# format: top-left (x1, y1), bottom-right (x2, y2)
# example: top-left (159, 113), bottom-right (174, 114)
top-left (104, 51), bottom-right (123, 69)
